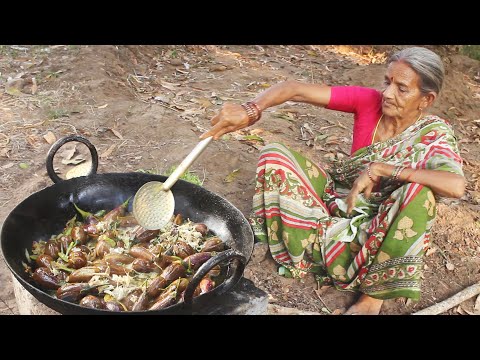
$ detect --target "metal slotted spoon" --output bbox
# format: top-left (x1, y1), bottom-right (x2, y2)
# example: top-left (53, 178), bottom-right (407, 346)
top-left (133, 136), bottom-right (213, 230)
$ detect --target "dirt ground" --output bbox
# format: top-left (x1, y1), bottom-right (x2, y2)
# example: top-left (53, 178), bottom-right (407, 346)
top-left (1, 45), bottom-right (479, 315)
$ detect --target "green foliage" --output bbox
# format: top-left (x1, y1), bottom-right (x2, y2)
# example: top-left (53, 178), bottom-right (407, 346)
top-left (461, 45), bottom-right (480, 61)
top-left (47, 108), bottom-right (69, 119)
top-left (136, 166), bottom-right (203, 186)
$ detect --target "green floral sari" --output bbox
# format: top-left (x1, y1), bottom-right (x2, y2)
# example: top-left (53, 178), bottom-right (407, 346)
top-left (250, 115), bottom-right (463, 300)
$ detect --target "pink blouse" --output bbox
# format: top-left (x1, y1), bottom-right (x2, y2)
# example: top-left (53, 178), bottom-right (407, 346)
top-left (326, 86), bottom-right (383, 155)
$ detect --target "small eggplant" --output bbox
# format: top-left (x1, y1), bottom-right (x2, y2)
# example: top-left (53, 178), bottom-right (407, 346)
top-left (56, 283), bottom-right (97, 303)
top-left (135, 228), bottom-right (160, 243)
top-left (161, 263), bottom-right (186, 281)
top-left (76, 245), bottom-right (91, 254)
top-left (118, 215), bottom-right (139, 228)
top-left (146, 276), bottom-right (168, 298)
top-left (132, 258), bottom-right (161, 273)
top-left (154, 254), bottom-right (178, 269)
top-left (166, 278), bottom-right (189, 295)
top-left (207, 265), bottom-right (222, 278)
top-left (131, 291), bottom-right (150, 311)
top-left (35, 254), bottom-right (53, 269)
top-left (121, 289), bottom-right (143, 311)
top-left (146, 263), bottom-right (185, 298)
top-left (44, 240), bottom-right (60, 260)
top-left (104, 253), bottom-right (135, 265)
top-left (97, 234), bottom-right (116, 248)
top-left (149, 278), bottom-right (189, 310)
top-left (56, 270), bottom-right (69, 282)
top-left (104, 301), bottom-right (124, 312)
top-left (172, 241), bottom-right (195, 259)
top-left (91, 260), bottom-right (109, 272)
top-left (173, 213), bottom-right (183, 225)
top-left (181, 252), bottom-right (212, 271)
top-left (129, 245), bottom-right (156, 262)
top-left (70, 226), bottom-right (87, 244)
top-left (194, 223), bottom-right (209, 236)
top-left (68, 248), bottom-right (88, 269)
top-left (201, 237), bottom-right (225, 252)
top-left (32, 267), bottom-right (62, 290)
top-left (84, 215), bottom-right (99, 226)
top-left (79, 295), bottom-right (106, 309)
top-left (199, 277), bottom-right (215, 294)
top-left (108, 263), bottom-right (129, 275)
top-left (94, 239), bottom-right (111, 259)
top-left (102, 199), bottom-right (128, 223)
top-left (149, 293), bottom-right (176, 310)
top-left (58, 235), bottom-right (73, 253)
top-left (67, 266), bottom-right (101, 283)
top-left (83, 223), bottom-right (99, 237)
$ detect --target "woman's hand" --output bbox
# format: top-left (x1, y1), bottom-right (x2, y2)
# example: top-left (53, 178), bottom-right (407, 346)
top-left (199, 102), bottom-right (250, 140)
top-left (345, 167), bottom-right (379, 215)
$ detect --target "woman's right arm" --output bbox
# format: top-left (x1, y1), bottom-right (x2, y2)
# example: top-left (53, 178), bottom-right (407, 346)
top-left (200, 80), bottom-right (332, 140)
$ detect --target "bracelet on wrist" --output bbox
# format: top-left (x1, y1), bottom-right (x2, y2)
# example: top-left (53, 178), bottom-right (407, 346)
top-left (391, 165), bottom-right (407, 181)
top-left (241, 101), bottom-right (262, 126)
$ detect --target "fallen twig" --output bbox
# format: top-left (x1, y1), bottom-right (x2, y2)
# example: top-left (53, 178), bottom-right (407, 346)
top-left (412, 281), bottom-right (480, 315)
top-left (314, 289), bottom-right (332, 313)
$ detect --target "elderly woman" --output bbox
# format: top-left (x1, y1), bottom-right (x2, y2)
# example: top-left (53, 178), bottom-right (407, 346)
top-left (200, 47), bottom-right (465, 315)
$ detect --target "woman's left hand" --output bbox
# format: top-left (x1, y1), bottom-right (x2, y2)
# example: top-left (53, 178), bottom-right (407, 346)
top-left (345, 168), bottom-right (379, 215)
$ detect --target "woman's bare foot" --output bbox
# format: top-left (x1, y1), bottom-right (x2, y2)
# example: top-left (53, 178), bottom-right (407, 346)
top-left (344, 294), bottom-right (384, 315)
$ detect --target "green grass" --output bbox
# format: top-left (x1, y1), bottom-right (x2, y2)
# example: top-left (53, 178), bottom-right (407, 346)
top-left (0, 45), bottom-right (17, 57)
top-left (47, 108), bottom-right (70, 119)
top-left (136, 165), bottom-right (204, 186)
top-left (460, 45), bottom-right (480, 61)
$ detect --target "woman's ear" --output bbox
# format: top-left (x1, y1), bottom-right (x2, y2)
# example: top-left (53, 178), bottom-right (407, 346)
top-left (421, 92), bottom-right (437, 109)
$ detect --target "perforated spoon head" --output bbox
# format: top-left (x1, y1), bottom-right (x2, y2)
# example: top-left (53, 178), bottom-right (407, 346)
top-left (132, 181), bottom-right (175, 230)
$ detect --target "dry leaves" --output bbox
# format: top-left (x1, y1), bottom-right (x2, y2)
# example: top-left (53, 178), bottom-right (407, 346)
top-left (100, 144), bottom-right (116, 159)
top-left (66, 160), bottom-right (93, 179)
top-left (224, 169), bottom-right (240, 183)
top-left (0, 147), bottom-right (11, 158)
top-left (189, 97), bottom-right (212, 109)
top-left (160, 81), bottom-right (181, 91)
top-left (474, 294), bottom-right (480, 314)
top-left (446, 262), bottom-right (455, 271)
top-left (1, 162), bottom-right (14, 169)
top-left (26, 134), bottom-right (41, 148)
top-left (43, 131), bottom-right (56, 144)
top-left (0, 133), bottom-right (10, 147)
top-left (109, 128), bottom-right (123, 140)
top-left (58, 145), bottom-right (76, 161)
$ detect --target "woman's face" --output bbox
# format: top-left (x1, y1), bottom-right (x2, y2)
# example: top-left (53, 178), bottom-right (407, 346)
top-left (381, 61), bottom-right (427, 119)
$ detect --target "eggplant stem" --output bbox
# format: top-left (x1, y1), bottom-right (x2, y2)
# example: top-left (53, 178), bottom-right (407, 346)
top-left (121, 197), bottom-right (131, 208)
top-left (73, 203), bottom-right (92, 220)
top-left (57, 252), bottom-right (69, 262)
top-left (94, 209), bottom-right (106, 217)
top-left (65, 240), bottom-right (77, 256)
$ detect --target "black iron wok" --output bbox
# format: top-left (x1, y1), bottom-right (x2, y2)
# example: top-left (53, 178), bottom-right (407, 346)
top-left (1, 135), bottom-right (254, 314)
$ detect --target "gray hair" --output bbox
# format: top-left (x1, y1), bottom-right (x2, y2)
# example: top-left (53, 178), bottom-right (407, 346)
top-left (388, 47), bottom-right (445, 95)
